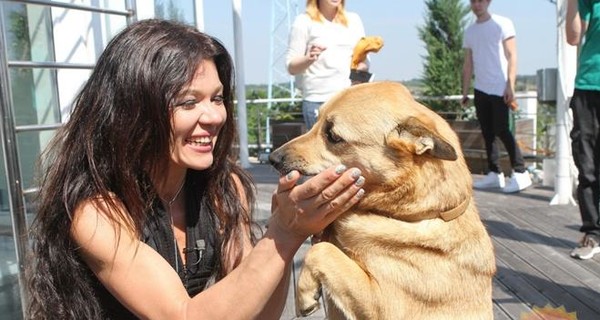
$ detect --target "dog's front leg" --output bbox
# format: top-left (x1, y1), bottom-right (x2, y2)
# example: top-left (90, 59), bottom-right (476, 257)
top-left (296, 242), bottom-right (374, 320)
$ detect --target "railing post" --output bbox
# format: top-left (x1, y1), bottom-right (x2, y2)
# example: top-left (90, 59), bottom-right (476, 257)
top-left (0, 3), bottom-right (29, 315)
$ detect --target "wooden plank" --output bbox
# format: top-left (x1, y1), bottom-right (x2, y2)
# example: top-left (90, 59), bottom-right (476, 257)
top-left (492, 239), bottom-right (556, 309)
top-left (492, 203), bottom-right (600, 280)
top-left (477, 188), bottom-right (600, 281)
top-left (484, 210), bottom-right (600, 318)
top-left (492, 277), bottom-right (533, 319)
top-left (508, 200), bottom-right (600, 274)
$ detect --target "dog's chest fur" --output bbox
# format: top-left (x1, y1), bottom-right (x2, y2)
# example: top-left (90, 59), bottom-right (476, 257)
top-left (328, 210), bottom-right (493, 303)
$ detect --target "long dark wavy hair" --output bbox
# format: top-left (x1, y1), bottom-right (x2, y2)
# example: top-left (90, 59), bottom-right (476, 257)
top-left (26, 19), bottom-right (257, 319)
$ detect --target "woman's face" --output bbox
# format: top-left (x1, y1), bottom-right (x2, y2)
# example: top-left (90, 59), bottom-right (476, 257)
top-left (169, 59), bottom-right (227, 172)
top-left (319, 0), bottom-right (343, 11)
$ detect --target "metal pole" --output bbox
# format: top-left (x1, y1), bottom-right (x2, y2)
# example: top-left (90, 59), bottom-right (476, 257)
top-left (266, 0), bottom-right (276, 151)
top-left (195, 0), bottom-right (204, 32)
top-left (551, 0), bottom-right (577, 205)
top-left (0, 3), bottom-right (30, 315)
top-left (232, 0), bottom-right (250, 168)
top-left (125, 0), bottom-right (137, 24)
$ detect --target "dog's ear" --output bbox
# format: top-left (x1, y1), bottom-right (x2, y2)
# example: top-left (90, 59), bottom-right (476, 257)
top-left (390, 117), bottom-right (457, 161)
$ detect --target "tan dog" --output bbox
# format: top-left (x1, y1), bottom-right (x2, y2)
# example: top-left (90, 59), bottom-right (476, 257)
top-left (269, 82), bottom-right (496, 320)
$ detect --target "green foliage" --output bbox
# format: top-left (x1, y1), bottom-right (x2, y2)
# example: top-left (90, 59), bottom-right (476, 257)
top-left (417, 0), bottom-right (470, 117)
top-left (8, 6), bottom-right (30, 61)
top-left (536, 101), bottom-right (557, 157)
top-left (243, 84), bottom-right (301, 146)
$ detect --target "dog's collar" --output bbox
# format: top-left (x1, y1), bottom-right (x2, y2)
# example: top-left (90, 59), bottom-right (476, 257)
top-left (398, 197), bottom-right (470, 222)
top-left (439, 197), bottom-right (470, 222)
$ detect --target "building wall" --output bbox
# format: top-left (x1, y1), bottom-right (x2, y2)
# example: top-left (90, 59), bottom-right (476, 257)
top-left (0, 1), bottom-right (197, 318)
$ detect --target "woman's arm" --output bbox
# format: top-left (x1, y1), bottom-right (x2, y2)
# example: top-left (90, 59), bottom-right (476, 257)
top-left (232, 173), bottom-right (290, 319)
top-left (72, 165), bottom-right (364, 320)
top-left (286, 15), bottom-right (327, 75)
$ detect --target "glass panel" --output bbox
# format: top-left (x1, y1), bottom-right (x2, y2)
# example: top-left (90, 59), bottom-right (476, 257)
top-left (10, 67), bottom-right (60, 127)
top-left (4, 3), bottom-right (33, 61)
top-left (17, 131), bottom-right (51, 192)
top-left (0, 152), bottom-right (22, 319)
top-left (1, 1), bottom-right (132, 318)
top-left (50, 10), bottom-right (127, 65)
top-left (155, 0), bottom-right (196, 25)
top-left (55, 68), bottom-right (93, 121)
top-left (5, 2), bottom-right (61, 127)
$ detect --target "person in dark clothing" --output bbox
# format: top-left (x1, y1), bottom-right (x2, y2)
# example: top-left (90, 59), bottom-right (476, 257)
top-left (26, 19), bottom-right (365, 319)
top-left (566, 0), bottom-right (600, 260)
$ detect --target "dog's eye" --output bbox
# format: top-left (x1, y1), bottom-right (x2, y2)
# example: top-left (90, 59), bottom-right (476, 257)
top-left (326, 129), bottom-right (344, 144)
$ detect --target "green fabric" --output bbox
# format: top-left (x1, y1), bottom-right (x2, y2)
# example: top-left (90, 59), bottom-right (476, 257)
top-left (575, 0), bottom-right (600, 91)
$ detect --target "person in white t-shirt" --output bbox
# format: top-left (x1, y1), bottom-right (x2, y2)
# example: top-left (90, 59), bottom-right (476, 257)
top-left (286, 0), bottom-right (367, 130)
top-left (461, 0), bottom-right (532, 193)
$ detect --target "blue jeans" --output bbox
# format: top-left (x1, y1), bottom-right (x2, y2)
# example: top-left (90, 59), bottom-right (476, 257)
top-left (302, 100), bottom-right (323, 130)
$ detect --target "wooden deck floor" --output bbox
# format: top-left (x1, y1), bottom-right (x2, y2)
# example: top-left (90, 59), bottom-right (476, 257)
top-left (246, 163), bottom-right (600, 320)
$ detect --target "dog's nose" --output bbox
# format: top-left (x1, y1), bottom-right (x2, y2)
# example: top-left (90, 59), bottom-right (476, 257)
top-left (268, 149), bottom-right (283, 167)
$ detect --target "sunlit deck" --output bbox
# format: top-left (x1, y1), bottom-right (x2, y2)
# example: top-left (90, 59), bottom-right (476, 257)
top-left (246, 162), bottom-right (600, 320)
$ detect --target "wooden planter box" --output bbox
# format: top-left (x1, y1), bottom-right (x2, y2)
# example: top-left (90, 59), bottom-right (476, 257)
top-left (271, 120), bottom-right (307, 150)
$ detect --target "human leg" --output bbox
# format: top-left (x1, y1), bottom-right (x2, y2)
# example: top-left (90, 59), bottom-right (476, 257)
top-left (481, 94), bottom-right (531, 193)
top-left (570, 89), bottom-right (600, 259)
top-left (473, 90), bottom-right (505, 189)
top-left (474, 90), bottom-right (501, 173)
top-left (489, 95), bottom-right (526, 173)
top-left (302, 100), bottom-right (323, 131)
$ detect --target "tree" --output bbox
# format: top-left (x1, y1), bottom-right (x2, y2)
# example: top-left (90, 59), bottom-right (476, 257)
top-left (417, 0), bottom-right (470, 118)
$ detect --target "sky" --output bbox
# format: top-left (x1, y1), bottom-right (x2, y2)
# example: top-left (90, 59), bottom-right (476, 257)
top-left (202, 0), bottom-right (559, 85)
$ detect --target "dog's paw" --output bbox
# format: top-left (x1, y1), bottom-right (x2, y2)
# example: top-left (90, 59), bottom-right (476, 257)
top-left (296, 288), bottom-right (322, 317)
top-left (296, 299), bottom-right (320, 317)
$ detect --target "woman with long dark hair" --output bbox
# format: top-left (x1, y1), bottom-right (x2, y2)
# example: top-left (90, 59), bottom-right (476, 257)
top-left (26, 19), bottom-right (365, 319)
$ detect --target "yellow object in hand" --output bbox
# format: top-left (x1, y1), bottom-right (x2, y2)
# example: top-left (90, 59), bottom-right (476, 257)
top-left (351, 36), bottom-right (384, 69)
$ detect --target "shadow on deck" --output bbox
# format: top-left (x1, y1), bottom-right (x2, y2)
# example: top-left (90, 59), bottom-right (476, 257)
top-left (246, 162), bottom-right (600, 320)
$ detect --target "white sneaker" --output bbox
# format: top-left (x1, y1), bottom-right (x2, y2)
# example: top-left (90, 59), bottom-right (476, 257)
top-left (502, 171), bottom-right (532, 193)
top-left (473, 171), bottom-right (505, 189)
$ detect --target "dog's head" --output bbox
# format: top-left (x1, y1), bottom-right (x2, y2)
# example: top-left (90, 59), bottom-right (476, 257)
top-left (269, 82), bottom-right (472, 218)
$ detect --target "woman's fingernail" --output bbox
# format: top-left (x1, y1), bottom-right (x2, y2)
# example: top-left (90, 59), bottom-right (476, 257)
top-left (335, 165), bottom-right (347, 175)
top-left (356, 189), bottom-right (365, 199)
top-left (286, 171), bottom-right (295, 181)
top-left (351, 169), bottom-right (361, 179)
top-left (355, 176), bottom-right (365, 186)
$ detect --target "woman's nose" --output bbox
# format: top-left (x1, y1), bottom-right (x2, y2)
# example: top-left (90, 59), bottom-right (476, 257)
top-left (197, 103), bottom-right (224, 124)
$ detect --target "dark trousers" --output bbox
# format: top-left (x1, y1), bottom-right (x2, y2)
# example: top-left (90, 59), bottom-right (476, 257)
top-left (570, 89), bottom-right (600, 237)
top-left (474, 89), bottom-right (526, 174)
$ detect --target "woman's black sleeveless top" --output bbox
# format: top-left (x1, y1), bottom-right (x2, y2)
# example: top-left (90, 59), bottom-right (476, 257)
top-left (90, 199), bottom-right (218, 319)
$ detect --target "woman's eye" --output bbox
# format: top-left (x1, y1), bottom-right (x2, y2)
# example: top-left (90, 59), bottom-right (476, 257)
top-left (175, 99), bottom-right (198, 110)
top-left (212, 95), bottom-right (225, 105)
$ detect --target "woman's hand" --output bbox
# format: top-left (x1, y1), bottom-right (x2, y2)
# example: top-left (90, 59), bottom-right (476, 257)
top-left (306, 44), bottom-right (327, 61)
top-left (269, 165), bottom-right (365, 243)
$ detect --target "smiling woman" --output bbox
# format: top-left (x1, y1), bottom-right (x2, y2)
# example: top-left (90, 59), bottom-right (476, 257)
top-left (169, 59), bottom-right (227, 172)
top-left (25, 18), bottom-right (366, 320)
